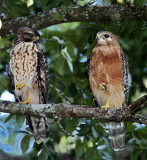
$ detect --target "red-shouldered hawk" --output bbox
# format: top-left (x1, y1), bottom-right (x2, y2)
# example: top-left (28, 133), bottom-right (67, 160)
top-left (89, 31), bottom-right (131, 151)
top-left (8, 27), bottom-right (49, 144)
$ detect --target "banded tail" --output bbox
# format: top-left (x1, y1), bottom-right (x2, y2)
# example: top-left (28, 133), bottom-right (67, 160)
top-left (109, 122), bottom-right (125, 151)
top-left (27, 117), bottom-right (48, 144)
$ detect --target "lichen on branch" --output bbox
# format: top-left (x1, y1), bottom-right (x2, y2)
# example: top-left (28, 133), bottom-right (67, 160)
top-left (0, 5), bottom-right (147, 37)
top-left (0, 95), bottom-right (146, 124)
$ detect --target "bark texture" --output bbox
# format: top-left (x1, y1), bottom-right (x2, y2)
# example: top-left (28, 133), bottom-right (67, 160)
top-left (0, 5), bottom-right (147, 37)
top-left (0, 95), bottom-right (146, 124)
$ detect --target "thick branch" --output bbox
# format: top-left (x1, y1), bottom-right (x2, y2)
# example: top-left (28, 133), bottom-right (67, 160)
top-left (0, 95), bottom-right (147, 124)
top-left (0, 5), bottom-right (147, 36)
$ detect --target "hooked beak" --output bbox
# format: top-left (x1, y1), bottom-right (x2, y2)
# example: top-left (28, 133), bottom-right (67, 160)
top-left (32, 36), bottom-right (40, 41)
top-left (96, 33), bottom-right (101, 40)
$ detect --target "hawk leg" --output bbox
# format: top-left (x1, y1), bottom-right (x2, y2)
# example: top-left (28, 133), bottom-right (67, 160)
top-left (101, 99), bottom-right (110, 110)
top-left (20, 91), bottom-right (30, 104)
top-left (16, 83), bottom-right (25, 90)
top-left (100, 83), bottom-right (107, 90)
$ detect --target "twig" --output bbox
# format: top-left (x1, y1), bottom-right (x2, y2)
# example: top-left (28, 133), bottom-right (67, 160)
top-left (41, 117), bottom-right (75, 136)
top-left (49, 84), bottom-right (73, 104)
top-left (40, 119), bottom-right (56, 125)
top-left (57, 118), bottom-right (75, 137)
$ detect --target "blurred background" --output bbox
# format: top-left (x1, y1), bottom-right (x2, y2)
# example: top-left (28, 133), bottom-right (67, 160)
top-left (0, 0), bottom-right (147, 159)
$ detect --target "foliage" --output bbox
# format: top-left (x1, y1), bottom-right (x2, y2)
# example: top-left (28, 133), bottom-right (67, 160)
top-left (0, 0), bottom-right (147, 159)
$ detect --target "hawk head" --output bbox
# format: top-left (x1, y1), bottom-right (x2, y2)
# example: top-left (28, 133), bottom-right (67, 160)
top-left (96, 31), bottom-right (118, 46)
top-left (14, 27), bottom-right (40, 44)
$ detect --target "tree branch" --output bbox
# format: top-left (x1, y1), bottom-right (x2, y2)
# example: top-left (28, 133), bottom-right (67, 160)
top-left (127, 95), bottom-right (147, 113)
top-left (0, 5), bottom-right (146, 36)
top-left (0, 95), bottom-right (147, 124)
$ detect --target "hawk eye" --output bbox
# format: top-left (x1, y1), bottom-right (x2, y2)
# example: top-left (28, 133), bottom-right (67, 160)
top-left (104, 34), bottom-right (109, 38)
top-left (27, 33), bottom-right (33, 38)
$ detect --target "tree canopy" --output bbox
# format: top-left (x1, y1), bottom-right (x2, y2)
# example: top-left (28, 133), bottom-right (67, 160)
top-left (0, 0), bottom-right (147, 160)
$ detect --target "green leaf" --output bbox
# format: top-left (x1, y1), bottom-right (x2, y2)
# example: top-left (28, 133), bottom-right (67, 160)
top-left (78, 124), bottom-right (91, 136)
top-left (8, 133), bottom-right (17, 145)
top-left (61, 47), bottom-right (73, 72)
top-left (38, 146), bottom-right (48, 160)
top-left (141, 151), bottom-right (146, 160)
top-left (31, 147), bottom-right (38, 157)
top-left (4, 114), bottom-right (14, 123)
top-left (15, 130), bottom-right (30, 134)
top-left (98, 139), bottom-right (104, 146)
top-left (21, 135), bottom-right (31, 153)
top-left (92, 126), bottom-right (98, 138)
top-left (53, 13), bottom-right (63, 20)
top-left (16, 115), bottom-right (25, 128)
top-left (65, 118), bottom-right (78, 133)
top-left (85, 147), bottom-right (99, 160)
top-left (130, 150), bottom-right (142, 160)
top-left (75, 140), bottom-right (83, 158)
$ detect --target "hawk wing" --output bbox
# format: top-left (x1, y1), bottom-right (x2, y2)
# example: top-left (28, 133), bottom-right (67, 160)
top-left (120, 51), bottom-right (131, 105)
top-left (8, 64), bottom-right (15, 94)
top-left (8, 64), bottom-right (19, 102)
top-left (26, 50), bottom-right (49, 144)
top-left (37, 51), bottom-right (49, 104)
top-left (88, 57), bottom-right (100, 108)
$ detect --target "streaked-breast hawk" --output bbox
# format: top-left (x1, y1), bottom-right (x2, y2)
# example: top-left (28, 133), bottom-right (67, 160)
top-left (8, 27), bottom-right (49, 144)
top-left (89, 31), bottom-right (131, 150)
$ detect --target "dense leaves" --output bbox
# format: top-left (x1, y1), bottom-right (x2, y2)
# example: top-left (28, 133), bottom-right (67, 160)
top-left (0, 0), bottom-right (147, 159)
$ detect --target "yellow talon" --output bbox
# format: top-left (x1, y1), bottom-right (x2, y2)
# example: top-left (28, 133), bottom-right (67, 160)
top-left (100, 83), bottom-right (107, 90)
top-left (16, 83), bottom-right (25, 90)
top-left (101, 100), bottom-right (110, 110)
top-left (20, 91), bottom-right (30, 104)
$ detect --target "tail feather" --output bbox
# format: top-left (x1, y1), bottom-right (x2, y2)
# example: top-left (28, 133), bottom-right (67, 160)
top-left (109, 122), bottom-right (125, 151)
top-left (29, 117), bottom-right (48, 144)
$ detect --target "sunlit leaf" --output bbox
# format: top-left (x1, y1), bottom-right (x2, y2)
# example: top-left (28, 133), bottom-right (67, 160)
top-left (75, 140), bottom-right (83, 158)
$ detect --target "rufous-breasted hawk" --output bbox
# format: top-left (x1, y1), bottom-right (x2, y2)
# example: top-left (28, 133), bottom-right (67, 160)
top-left (89, 31), bottom-right (131, 150)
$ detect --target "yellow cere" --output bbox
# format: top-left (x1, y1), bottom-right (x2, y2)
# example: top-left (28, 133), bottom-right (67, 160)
top-left (36, 36), bottom-right (39, 39)
top-left (97, 34), bottom-right (101, 38)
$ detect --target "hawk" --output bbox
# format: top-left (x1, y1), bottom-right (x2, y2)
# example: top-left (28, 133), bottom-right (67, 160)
top-left (8, 27), bottom-right (49, 144)
top-left (89, 31), bottom-right (131, 150)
